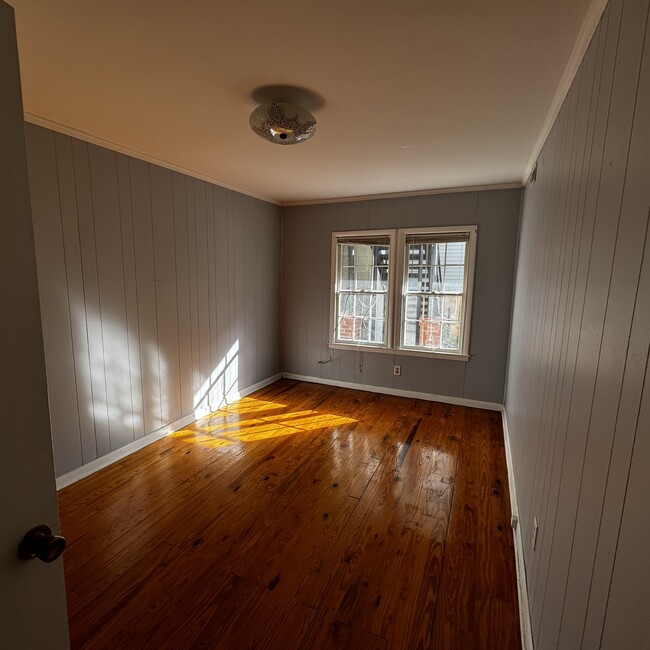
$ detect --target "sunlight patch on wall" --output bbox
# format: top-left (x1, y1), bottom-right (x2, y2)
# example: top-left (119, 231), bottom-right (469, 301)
top-left (193, 340), bottom-right (240, 418)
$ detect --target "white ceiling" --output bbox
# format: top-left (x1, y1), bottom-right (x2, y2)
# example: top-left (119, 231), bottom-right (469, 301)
top-left (11, 0), bottom-right (599, 205)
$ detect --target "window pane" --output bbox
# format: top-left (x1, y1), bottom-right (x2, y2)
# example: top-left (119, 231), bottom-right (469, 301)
top-left (431, 264), bottom-right (444, 292)
top-left (404, 294), bottom-right (421, 321)
top-left (408, 265), bottom-right (428, 291)
top-left (339, 266), bottom-right (355, 291)
top-left (372, 293), bottom-right (386, 319)
top-left (418, 316), bottom-right (442, 348)
top-left (441, 322), bottom-right (461, 350)
top-left (428, 295), bottom-right (443, 318)
top-left (369, 319), bottom-right (385, 344)
top-left (443, 265), bottom-right (464, 293)
top-left (373, 266), bottom-right (389, 291)
top-left (442, 295), bottom-right (462, 321)
top-left (338, 293), bottom-right (354, 317)
top-left (409, 244), bottom-right (424, 264)
top-left (355, 294), bottom-right (368, 316)
top-left (403, 319), bottom-right (418, 347)
top-left (445, 241), bottom-right (466, 265)
top-left (340, 244), bottom-right (356, 266)
top-left (354, 264), bottom-right (372, 291)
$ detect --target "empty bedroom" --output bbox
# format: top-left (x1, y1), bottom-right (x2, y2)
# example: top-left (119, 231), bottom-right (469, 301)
top-left (1, 0), bottom-right (649, 648)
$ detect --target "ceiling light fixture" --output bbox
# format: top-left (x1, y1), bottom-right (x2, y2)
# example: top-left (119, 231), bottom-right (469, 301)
top-left (249, 102), bottom-right (317, 145)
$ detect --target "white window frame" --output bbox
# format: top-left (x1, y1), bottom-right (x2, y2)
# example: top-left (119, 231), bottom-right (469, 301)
top-left (330, 226), bottom-right (477, 361)
top-left (394, 225), bottom-right (477, 360)
top-left (329, 229), bottom-right (396, 350)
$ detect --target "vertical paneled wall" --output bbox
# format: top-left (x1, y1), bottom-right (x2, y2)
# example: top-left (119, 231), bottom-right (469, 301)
top-left (505, 0), bottom-right (650, 647)
top-left (282, 189), bottom-right (521, 404)
top-left (26, 124), bottom-right (281, 477)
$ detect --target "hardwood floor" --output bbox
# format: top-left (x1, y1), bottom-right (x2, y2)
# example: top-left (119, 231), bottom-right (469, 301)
top-left (58, 379), bottom-right (522, 649)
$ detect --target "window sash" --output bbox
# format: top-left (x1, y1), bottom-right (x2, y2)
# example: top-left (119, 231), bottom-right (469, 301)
top-left (401, 294), bottom-right (465, 352)
top-left (397, 226), bottom-right (476, 357)
top-left (331, 230), bottom-right (395, 348)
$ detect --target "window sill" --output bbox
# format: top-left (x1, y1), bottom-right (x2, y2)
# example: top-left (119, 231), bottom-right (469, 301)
top-left (329, 342), bottom-right (470, 362)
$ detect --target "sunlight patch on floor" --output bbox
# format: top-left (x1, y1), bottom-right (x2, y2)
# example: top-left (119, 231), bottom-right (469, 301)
top-left (171, 398), bottom-right (358, 448)
top-left (196, 410), bottom-right (319, 433)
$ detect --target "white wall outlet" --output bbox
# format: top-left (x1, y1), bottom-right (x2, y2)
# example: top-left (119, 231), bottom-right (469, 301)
top-left (532, 516), bottom-right (539, 552)
top-left (356, 363), bottom-right (363, 373)
top-left (393, 365), bottom-right (401, 376)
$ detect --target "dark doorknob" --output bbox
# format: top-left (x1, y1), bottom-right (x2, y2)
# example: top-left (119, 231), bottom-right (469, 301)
top-left (18, 525), bottom-right (66, 563)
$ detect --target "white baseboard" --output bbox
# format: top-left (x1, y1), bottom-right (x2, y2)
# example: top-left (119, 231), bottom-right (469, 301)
top-left (282, 372), bottom-right (503, 412)
top-left (55, 413), bottom-right (196, 490)
top-left (55, 373), bottom-right (282, 490)
top-left (500, 406), bottom-right (534, 650)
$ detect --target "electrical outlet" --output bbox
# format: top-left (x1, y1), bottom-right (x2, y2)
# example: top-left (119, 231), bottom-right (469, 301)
top-left (356, 363), bottom-right (363, 373)
top-left (532, 516), bottom-right (539, 552)
top-left (393, 365), bottom-right (401, 376)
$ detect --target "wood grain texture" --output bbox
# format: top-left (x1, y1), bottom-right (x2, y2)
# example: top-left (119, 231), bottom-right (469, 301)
top-left (59, 380), bottom-right (520, 649)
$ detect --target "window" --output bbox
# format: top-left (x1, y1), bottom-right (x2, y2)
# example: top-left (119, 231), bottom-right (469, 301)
top-left (331, 226), bottom-right (477, 360)
top-left (330, 231), bottom-right (394, 348)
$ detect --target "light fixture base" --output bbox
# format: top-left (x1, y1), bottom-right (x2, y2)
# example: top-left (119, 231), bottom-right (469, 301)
top-left (249, 102), bottom-right (317, 145)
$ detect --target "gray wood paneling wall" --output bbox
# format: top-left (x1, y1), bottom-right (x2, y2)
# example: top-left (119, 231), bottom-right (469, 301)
top-left (26, 124), bottom-right (281, 477)
top-left (505, 0), bottom-right (650, 647)
top-left (282, 189), bottom-right (521, 404)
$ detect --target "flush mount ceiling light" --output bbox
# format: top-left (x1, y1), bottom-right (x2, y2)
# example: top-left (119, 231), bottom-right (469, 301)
top-left (249, 102), bottom-right (317, 145)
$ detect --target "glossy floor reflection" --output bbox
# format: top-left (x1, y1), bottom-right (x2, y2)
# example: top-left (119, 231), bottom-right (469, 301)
top-left (58, 379), bottom-right (521, 649)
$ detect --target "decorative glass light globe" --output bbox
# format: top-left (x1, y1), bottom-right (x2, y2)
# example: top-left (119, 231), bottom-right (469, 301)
top-left (249, 102), bottom-right (317, 145)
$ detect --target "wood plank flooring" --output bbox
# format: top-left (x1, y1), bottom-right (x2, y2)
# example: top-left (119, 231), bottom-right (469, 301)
top-left (58, 379), bottom-right (521, 649)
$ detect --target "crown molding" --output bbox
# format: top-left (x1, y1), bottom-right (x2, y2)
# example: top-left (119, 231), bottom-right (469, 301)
top-left (523, 0), bottom-right (609, 184)
top-left (24, 112), bottom-right (282, 206)
top-left (282, 181), bottom-right (523, 207)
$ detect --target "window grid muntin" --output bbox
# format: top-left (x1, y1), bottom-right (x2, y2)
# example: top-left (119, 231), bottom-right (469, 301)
top-left (401, 239), bottom-right (468, 353)
top-left (334, 239), bottom-right (391, 347)
top-left (331, 226), bottom-right (475, 358)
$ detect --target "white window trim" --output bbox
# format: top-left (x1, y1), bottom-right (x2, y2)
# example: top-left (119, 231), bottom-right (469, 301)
top-left (329, 229), bottom-right (396, 350)
top-left (394, 225), bottom-right (477, 360)
top-left (329, 226), bottom-right (477, 361)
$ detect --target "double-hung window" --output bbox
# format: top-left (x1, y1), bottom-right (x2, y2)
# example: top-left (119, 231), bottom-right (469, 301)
top-left (331, 231), bottom-right (394, 348)
top-left (396, 227), bottom-right (476, 356)
top-left (331, 226), bottom-right (477, 360)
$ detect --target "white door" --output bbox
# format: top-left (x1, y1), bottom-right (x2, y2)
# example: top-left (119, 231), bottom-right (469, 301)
top-left (0, 2), bottom-right (69, 646)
